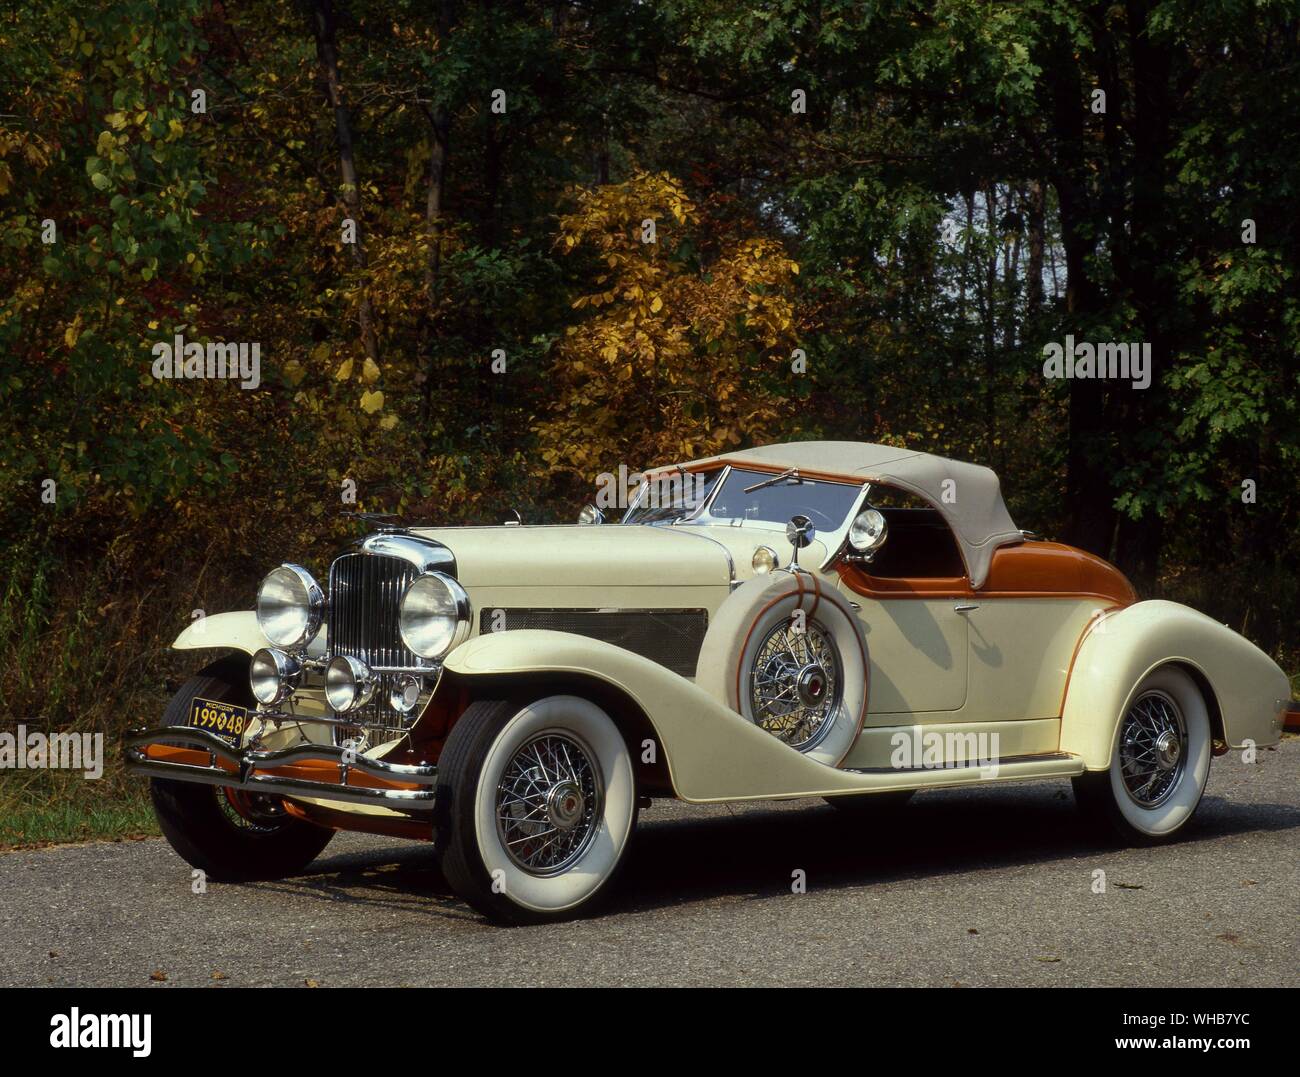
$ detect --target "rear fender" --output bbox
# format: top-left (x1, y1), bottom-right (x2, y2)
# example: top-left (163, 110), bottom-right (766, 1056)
top-left (1059, 600), bottom-right (1288, 769)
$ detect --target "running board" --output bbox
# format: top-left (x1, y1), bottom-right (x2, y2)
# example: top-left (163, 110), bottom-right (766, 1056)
top-left (833, 752), bottom-right (1085, 793)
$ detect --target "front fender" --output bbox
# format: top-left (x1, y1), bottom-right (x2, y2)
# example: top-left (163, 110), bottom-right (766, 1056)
top-left (171, 611), bottom-right (328, 659)
top-left (443, 629), bottom-right (888, 802)
top-left (1059, 600), bottom-right (1289, 769)
top-left (172, 610), bottom-right (268, 653)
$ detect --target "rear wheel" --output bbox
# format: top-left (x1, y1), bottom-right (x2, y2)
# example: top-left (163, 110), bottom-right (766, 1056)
top-left (434, 695), bottom-right (638, 925)
top-left (149, 658), bottom-right (333, 880)
top-left (1072, 666), bottom-right (1211, 844)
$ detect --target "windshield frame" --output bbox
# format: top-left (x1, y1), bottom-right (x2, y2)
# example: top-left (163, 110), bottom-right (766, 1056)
top-left (692, 466), bottom-right (862, 528)
top-left (620, 465), bottom-right (725, 525)
top-left (627, 462), bottom-right (873, 570)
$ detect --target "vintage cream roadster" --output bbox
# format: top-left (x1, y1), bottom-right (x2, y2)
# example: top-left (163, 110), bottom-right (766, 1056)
top-left (126, 441), bottom-right (1293, 923)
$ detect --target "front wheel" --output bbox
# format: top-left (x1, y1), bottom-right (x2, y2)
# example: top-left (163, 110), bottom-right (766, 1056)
top-left (1072, 666), bottom-right (1212, 844)
top-left (434, 695), bottom-right (638, 925)
top-left (150, 658), bottom-right (334, 880)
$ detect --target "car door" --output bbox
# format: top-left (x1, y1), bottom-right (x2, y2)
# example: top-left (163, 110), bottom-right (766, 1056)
top-left (834, 576), bottom-right (969, 715)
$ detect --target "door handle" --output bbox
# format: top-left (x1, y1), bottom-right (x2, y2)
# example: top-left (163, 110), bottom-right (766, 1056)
top-left (954, 603), bottom-right (980, 613)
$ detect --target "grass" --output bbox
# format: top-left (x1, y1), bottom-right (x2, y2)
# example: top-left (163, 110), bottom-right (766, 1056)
top-left (0, 794), bottom-right (158, 849)
top-left (0, 765), bottom-right (158, 848)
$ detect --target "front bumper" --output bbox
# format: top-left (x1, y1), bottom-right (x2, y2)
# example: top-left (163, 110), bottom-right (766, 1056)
top-left (123, 727), bottom-right (438, 811)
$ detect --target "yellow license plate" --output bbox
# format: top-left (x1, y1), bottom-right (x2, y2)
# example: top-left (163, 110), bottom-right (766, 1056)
top-left (187, 697), bottom-right (249, 748)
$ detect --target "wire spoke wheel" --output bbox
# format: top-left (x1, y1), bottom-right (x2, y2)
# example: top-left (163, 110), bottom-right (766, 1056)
top-left (1117, 689), bottom-right (1188, 808)
top-left (217, 787), bottom-right (289, 833)
top-left (495, 731), bottom-right (603, 876)
top-left (749, 618), bottom-right (842, 751)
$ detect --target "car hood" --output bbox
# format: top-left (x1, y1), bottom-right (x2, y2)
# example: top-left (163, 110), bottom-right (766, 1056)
top-left (406, 524), bottom-right (734, 587)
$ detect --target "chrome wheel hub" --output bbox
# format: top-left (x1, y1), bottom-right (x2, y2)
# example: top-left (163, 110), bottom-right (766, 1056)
top-left (496, 732), bottom-right (603, 875)
top-left (1153, 729), bottom-right (1181, 771)
top-left (796, 664), bottom-right (828, 706)
top-left (1118, 690), bottom-right (1188, 807)
top-left (749, 620), bottom-right (842, 751)
top-left (545, 779), bottom-right (586, 831)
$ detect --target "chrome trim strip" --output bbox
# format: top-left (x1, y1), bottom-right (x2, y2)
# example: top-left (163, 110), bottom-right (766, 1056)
top-left (652, 526), bottom-right (737, 588)
top-left (816, 482), bottom-right (873, 572)
top-left (844, 751), bottom-right (1076, 775)
top-left (356, 531), bottom-right (456, 574)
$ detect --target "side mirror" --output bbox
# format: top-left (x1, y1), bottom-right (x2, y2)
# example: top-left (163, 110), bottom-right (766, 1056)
top-left (577, 504), bottom-right (605, 526)
top-left (786, 514), bottom-right (815, 569)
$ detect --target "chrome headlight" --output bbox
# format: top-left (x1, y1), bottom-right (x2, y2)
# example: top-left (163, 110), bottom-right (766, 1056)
top-left (399, 571), bottom-right (472, 659)
top-left (848, 507), bottom-right (888, 555)
top-left (326, 655), bottom-right (375, 713)
top-left (250, 647), bottom-right (301, 705)
top-left (256, 564), bottom-right (324, 648)
top-left (388, 674), bottom-right (423, 715)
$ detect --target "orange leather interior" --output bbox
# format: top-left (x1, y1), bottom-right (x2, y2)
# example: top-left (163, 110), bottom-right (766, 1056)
top-left (840, 540), bottom-right (1136, 606)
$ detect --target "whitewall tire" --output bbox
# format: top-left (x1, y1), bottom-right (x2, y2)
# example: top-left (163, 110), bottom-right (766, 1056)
top-left (1073, 666), bottom-right (1212, 843)
top-left (435, 695), bottom-right (638, 924)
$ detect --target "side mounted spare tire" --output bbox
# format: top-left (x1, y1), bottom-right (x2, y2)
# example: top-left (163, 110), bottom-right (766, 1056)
top-left (695, 570), bottom-right (869, 767)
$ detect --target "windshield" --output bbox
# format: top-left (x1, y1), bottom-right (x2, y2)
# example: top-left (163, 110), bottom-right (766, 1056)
top-left (623, 467), bottom-right (724, 524)
top-left (697, 468), bottom-right (861, 530)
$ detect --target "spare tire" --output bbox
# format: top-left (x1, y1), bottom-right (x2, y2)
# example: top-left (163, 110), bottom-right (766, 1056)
top-left (695, 570), bottom-right (869, 767)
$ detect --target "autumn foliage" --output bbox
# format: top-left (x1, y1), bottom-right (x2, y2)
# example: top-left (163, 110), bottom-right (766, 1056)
top-left (537, 172), bottom-right (799, 477)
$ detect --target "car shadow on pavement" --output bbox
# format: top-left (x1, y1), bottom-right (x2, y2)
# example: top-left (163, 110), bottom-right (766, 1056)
top-left (236, 783), bottom-right (1299, 923)
top-left (613, 786), bottom-right (1300, 916)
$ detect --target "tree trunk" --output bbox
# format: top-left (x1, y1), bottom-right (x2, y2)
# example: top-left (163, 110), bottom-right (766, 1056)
top-left (416, 0), bottom-right (457, 441)
top-left (309, 0), bottom-right (379, 363)
top-left (1025, 179), bottom-right (1045, 318)
top-left (1111, 0), bottom-right (1174, 592)
top-left (1050, 46), bottom-right (1115, 560)
top-left (983, 186), bottom-right (997, 461)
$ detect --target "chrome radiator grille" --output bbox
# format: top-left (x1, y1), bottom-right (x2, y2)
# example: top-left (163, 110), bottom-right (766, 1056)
top-left (479, 609), bottom-right (708, 678)
top-left (327, 553), bottom-right (419, 728)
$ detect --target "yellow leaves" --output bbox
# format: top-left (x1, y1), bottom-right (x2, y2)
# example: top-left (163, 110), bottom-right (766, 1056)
top-left (379, 414), bottom-right (398, 430)
top-left (335, 358), bottom-right (353, 380)
top-left (538, 172), bottom-right (803, 479)
top-left (361, 356), bottom-right (381, 384)
top-left (105, 112), bottom-right (127, 130)
top-left (283, 359), bottom-right (307, 386)
top-left (360, 389), bottom-right (384, 414)
top-left (167, 118), bottom-right (184, 140)
top-left (96, 130), bottom-right (117, 156)
top-left (63, 314), bottom-right (83, 348)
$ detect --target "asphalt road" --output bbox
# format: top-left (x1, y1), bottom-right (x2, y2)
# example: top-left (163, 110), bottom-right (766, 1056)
top-left (2, 739), bottom-right (1296, 988)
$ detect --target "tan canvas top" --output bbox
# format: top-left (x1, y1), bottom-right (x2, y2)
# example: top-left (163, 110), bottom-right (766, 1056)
top-left (674, 441), bottom-right (1022, 588)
